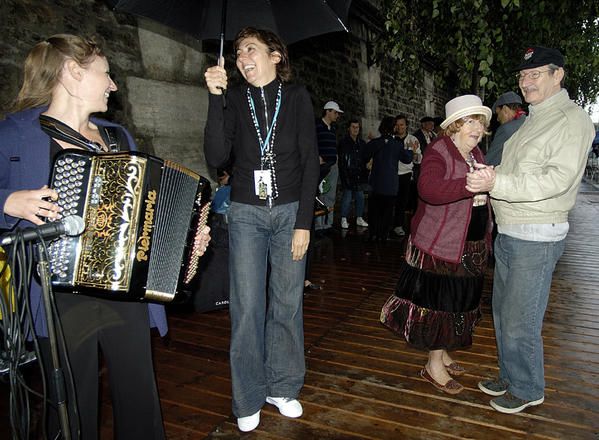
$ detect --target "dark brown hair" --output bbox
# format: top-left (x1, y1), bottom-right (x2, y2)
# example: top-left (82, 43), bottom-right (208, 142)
top-left (234, 27), bottom-right (291, 82)
top-left (395, 114), bottom-right (408, 125)
top-left (378, 116), bottom-right (396, 136)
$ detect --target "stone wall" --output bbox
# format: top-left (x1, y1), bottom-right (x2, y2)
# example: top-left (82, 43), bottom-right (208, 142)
top-left (0, 0), bottom-right (449, 182)
top-left (126, 22), bottom-right (209, 175)
top-left (0, 0), bottom-right (144, 136)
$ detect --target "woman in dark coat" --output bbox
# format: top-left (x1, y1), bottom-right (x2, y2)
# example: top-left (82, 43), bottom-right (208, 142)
top-left (363, 116), bottom-right (412, 240)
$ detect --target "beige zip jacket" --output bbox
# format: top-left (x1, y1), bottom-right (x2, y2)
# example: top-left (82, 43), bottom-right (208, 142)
top-left (491, 89), bottom-right (595, 225)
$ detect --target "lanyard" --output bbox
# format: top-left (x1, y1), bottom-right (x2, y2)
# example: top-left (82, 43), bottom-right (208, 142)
top-left (247, 83), bottom-right (282, 158)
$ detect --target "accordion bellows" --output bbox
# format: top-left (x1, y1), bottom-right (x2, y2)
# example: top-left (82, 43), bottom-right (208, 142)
top-left (48, 150), bottom-right (210, 302)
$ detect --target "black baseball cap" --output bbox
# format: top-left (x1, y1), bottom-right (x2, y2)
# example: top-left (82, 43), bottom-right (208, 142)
top-left (514, 46), bottom-right (564, 71)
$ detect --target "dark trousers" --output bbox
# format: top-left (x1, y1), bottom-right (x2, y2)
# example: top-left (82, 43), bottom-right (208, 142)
top-left (369, 193), bottom-right (395, 240)
top-left (409, 165), bottom-right (420, 212)
top-left (394, 173), bottom-right (412, 229)
top-left (40, 294), bottom-right (165, 440)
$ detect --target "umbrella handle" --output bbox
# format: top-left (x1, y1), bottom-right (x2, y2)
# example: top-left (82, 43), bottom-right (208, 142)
top-left (216, 56), bottom-right (226, 108)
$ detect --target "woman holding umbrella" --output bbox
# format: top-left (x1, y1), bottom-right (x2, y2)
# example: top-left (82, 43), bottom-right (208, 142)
top-left (204, 28), bottom-right (319, 432)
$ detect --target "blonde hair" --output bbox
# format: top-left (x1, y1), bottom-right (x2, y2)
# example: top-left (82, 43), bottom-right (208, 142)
top-left (12, 34), bottom-right (104, 112)
top-left (443, 114), bottom-right (490, 137)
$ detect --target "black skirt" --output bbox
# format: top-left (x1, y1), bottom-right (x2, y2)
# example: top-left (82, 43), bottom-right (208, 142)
top-left (380, 227), bottom-right (488, 351)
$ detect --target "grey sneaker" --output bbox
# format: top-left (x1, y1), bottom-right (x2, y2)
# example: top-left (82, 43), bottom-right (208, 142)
top-left (478, 378), bottom-right (508, 396)
top-left (490, 392), bottom-right (544, 414)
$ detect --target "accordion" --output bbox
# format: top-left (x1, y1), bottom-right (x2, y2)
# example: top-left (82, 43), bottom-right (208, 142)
top-left (47, 150), bottom-right (210, 303)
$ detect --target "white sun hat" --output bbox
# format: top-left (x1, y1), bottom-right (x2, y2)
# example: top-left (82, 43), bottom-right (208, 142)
top-left (440, 95), bottom-right (492, 129)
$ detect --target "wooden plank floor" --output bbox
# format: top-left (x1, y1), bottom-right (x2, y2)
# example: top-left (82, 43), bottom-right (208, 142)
top-left (149, 183), bottom-right (599, 440)
top-left (2, 185), bottom-right (598, 439)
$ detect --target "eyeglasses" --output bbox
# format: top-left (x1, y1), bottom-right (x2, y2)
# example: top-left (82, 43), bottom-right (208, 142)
top-left (515, 69), bottom-right (552, 81)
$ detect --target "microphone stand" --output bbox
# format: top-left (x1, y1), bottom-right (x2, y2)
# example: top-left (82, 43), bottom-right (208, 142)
top-left (35, 242), bottom-right (72, 440)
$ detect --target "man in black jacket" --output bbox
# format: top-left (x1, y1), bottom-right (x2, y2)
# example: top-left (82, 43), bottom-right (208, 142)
top-left (338, 119), bottom-right (368, 229)
top-left (412, 116), bottom-right (436, 155)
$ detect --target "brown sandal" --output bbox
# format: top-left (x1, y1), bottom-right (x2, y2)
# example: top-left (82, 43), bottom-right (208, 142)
top-left (445, 362), bottom-right (466, 377)
top-left (420, 368), bottom-right (464, 395)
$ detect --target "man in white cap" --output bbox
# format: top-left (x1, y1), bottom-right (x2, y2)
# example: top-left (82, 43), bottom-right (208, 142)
top-left (485, 91), bottom-right (526, 166)
top-left (315, 101), bottom-right (343, 230)
top-left (467, 46), bottom-right (595, 414)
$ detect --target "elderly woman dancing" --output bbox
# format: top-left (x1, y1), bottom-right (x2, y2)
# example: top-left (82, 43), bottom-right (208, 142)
top-left (381, 95), bottom-right (493, 394)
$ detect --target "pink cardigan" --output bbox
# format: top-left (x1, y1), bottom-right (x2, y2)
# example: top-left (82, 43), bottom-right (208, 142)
top-left (411, 136), bottom-right (491, 263)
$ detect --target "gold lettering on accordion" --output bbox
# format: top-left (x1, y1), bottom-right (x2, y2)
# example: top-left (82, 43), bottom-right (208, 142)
top-left (136, 190), bottom-right (157, 262)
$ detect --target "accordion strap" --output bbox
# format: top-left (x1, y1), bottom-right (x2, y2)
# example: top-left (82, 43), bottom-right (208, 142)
top-left (39, 115), bottom-right (108, 153)
top-left (102, 126), bottom-right (122, 152)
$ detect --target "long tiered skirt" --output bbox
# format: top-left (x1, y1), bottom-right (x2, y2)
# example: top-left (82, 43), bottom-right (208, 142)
top-left (381, 238), bottom-right (487, 351)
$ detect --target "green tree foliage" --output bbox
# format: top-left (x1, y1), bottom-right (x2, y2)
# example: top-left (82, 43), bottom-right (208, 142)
top-left (378, 0), bottom-right (599, 106)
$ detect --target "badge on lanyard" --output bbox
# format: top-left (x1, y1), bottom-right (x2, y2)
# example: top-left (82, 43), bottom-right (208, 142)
top-left (247, 84), bottom-right (282, 203)
top-left (254, 169), bottom-right (272, 200)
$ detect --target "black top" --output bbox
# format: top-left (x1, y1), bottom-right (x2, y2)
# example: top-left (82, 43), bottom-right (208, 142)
top-left (315, 118), bottom-right (337, 165)
top-left (466, 204), bottom-right (489, 241)
top-left (338, 135), bottom-right (367, 190)
top-left (47, 122), bottom-right (130, 161)
top-left (204, 79), bottom-right (320, 229)
top-left (362, 135), bottom-right (412, 196)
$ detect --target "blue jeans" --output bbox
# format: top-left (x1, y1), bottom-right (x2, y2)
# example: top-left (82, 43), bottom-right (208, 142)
top-left (492, 233), bottom-right (565, 401)
top-left (227, 201), bottom-right (306, 417)
top-left (340, 188), bottom-right (364, 218)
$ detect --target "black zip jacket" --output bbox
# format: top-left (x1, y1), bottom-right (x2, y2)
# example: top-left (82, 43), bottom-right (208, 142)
top-left (204, 79), bottom-right (319, 229)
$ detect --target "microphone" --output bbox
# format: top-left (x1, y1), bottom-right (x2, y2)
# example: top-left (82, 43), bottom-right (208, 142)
top-left (0, 215), bottom-right (85, 246)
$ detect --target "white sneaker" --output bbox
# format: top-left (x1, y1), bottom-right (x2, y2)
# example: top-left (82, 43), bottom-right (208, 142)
top-left (265, 397), bottom-right (303, 418)
top-left (356, 217), bottom-right (368, 227)
top-left (237, 410), bottom-right (260, 432)
top-left (394, 226), bottom-right (405, 236)
top-left (341, 217), bottom-right (349, 229)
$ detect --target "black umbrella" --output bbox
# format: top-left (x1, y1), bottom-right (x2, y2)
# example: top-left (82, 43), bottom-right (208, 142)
top-left (112, 0), bottom-right (350, 58)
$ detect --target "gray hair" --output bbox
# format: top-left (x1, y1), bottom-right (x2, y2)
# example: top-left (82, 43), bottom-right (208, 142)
top-left (548, 63), bottom-right (565, 87)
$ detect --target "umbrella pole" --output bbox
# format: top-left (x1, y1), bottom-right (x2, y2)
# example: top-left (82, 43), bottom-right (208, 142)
top-left (218, 0), bottom-right (227, 61)
top-left (218, 0), bottom-right (227, 107)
